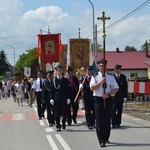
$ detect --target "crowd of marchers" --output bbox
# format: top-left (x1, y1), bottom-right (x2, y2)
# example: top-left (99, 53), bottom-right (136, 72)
top-left (0, 59), bottom-right (127, 148)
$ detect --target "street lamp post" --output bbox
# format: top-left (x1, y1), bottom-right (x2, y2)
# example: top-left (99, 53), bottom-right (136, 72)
top-left (7, 45), bottom-right (15, 73)
top-left (88, 0), bottom-right (95, 56)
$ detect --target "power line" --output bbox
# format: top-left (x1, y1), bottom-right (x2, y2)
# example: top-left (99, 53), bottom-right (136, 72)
top-left (98, 0), bottom-right (150, 32)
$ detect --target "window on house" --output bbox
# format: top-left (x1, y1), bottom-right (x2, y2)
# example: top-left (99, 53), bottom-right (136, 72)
top-left (130, 73), bottom-right (138, 79)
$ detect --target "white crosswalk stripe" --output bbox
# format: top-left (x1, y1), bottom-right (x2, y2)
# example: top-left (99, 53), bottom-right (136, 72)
top-left (12, 113), bottom-right (25, 121)
top-left (46, 135), bottom-right (59, 150)
top-left (55, 134), bottom-right (71, 150)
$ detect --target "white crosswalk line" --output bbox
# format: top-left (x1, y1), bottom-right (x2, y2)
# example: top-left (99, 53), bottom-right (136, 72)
top-left (46, 135), bottom-right (59, 150)
top-left (55, 134), bottom-right (71, 150)
top-left (12, 113), bottom-right (25, 121)
top-left (39, 120), bottom-right (45, 126)
top-left (45, 127), bottom-right (54, 132)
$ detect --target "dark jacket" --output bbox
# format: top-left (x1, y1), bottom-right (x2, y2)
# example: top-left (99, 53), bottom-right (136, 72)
top-left (50, 77), bottom-right (70, 104)
top-left (114, 74), bottom-right (127, 98)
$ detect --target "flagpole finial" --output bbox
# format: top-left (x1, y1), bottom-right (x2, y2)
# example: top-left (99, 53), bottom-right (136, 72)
top-left (40, 29), bottom-right (42, 35)
top-left (48, 25), bottom-right (50, 34)
top-left (78, 28), bottom-right (81, 39)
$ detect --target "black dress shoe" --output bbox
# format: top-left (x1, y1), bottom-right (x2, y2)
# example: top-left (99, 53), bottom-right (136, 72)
top-left (106, 140), bottom-right (110, 144)
top-left (56, 128), bottom-right (61, 132)
top-left (67, 122), bottom-right (71, 126)
top-left (117, 124), bottom-right (121, 128)
top-left (62, 123), bottom-right (66, 129)
top-left (49, 124), bottom-right (53, 127)
top-left (73, 118), bottom-right (77, 124)
top-left (88, 126), bottom-right (93, 130)
top-left (100, 142), bottom-right (106, 147)
top-left (42, 114), bottom-right (45, 118)
top-left (112, 125), bottom-right (116, 128)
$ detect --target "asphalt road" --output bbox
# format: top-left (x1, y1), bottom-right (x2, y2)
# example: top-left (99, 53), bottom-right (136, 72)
top-left (0, 96), bottom-right (150, 150)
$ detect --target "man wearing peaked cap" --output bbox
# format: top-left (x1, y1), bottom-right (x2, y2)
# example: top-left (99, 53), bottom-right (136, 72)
top-left (80, 66), bottom-right (95, 129)
top-left (112, 64), bottom-right (127, 129)
top-left (37, 70), bottom-right (43, 75)
top-left (67, 66), bottom-right (79, 125)
top-left (86, 66), bottom-right (93, 71)
top-left (90, 59), bottom-right (119, 147)
top-left (67, 66), bottom-right (73, 72)
top-left (114, 64), bottom-right (122, 69)
top-left (46, 70), bottom-right (54, 75)
top-left (97, 59), bottom-right (107, 66)
top-left (49, 64), bottom-right (70, 131)
top-left (55, 65), bottom-right (63, 70)
top-left (42, 69), bottom-right (55, 126)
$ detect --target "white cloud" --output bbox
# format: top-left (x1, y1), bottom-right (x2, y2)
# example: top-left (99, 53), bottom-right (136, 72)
top-left (0, 0), bottom-right (150, 65)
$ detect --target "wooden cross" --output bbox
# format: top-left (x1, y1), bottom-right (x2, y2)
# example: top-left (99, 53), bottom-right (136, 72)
top-left (97, 11), bottom-right (110, 109)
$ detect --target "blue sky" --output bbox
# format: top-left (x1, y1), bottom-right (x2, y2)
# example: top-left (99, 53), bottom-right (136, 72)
top-left (0, 0), bottom-right (150, 65)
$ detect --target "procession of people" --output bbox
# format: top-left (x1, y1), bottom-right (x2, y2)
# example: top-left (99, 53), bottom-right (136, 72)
top-left (0, 60), bottom-right (128, 148)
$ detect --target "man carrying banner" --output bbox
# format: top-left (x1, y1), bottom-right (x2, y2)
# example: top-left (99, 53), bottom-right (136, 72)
top-left (67, 66), bottom-right (79, 125)
top-left (79, 66), bottom-right (95, 129)
top-left (49, 65), bottom-right (70, 131)
top-left (90, 59), bottom-right (119, 147)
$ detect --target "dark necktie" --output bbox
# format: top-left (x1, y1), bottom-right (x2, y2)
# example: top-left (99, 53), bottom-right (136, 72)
top-left (40, 78), bottom-right (42, 89)
top-left (116, 75), bottom-right (120, 80)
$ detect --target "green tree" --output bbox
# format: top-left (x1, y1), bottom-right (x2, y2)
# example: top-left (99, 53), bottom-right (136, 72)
top-left (0, 49), bottom-right (11, 75)
top-left (125, 46), bottom-right (137, 51)
top-left (140, 39), bottom-right (150, 51)
top-left (91, 43), bottom-right (103, 52)
top-left (15, 48), bottom-right (36, 73)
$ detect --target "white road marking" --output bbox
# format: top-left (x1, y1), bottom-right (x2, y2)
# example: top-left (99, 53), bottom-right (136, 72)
top-left (132, 118), bottom-right (142, 121)
top-left (14, 109), bottom-right (29, 112)
top-left (55, 134), bottom-right (71, 150)
top-left (39, 120), bottom-right (45, 126)
top-left (46, 135), bottom-right (59, 150)
top-left (12, 113), bottom-right (25, 121)
top-left (45, 127), bottom-right (54, 132)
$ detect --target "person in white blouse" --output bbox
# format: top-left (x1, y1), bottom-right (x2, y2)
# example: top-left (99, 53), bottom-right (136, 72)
top-left (90, 59), bottom-right (119, 148)
top-left (15, 80), bottom-right (24, 106)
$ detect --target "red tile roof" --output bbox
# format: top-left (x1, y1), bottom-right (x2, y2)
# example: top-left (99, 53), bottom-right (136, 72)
top-left (96, 51), bottom-right (150, 69)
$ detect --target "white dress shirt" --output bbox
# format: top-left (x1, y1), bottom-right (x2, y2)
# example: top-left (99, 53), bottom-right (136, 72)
top-left (90, 72), bottom-right (119, 97)
top-left (32, 77), bottom-right (45, 92)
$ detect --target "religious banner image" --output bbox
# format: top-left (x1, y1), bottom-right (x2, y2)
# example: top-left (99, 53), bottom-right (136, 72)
top-left (45, 41), bottom-right (55, 54)
top-left (37, 33), bottom-right (61, 63)
top-left (69, 39), bottom-right (90, 72)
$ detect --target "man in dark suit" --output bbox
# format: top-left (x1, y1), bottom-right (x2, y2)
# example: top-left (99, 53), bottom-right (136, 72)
top-left (49, 65), bottom-right (70, 131)
top-left (42, 70), bottom-right (55, 126)
top-left (67, 66), bottom-right (79, 125)
top-left (112, 64), bottom-right (127, 128)
top-left (79, 66), bottom-right (95, 129)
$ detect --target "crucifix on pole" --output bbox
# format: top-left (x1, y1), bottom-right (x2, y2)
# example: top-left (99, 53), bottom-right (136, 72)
top-left (97, 11), bottom-right (110, 108)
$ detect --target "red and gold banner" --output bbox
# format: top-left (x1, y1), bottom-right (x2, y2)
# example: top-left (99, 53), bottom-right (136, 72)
top-left (37, 33), bottom-right (61, 63)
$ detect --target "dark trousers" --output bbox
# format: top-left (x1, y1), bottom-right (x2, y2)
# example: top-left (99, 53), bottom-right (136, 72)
top-left (112, 96), bottom-right (123, 126)
top-left (36, 92), bottom-right (45, 118)
top-left (94, 97), bottom-right (112, 143)
top-left (54, 102), bottom-right (67, 128)
top-left (67, 99), bottom-right (79, 124)
top-left (84, 98), bottom-right (95, 127)
top-left (46, 102), bottom-right (55, 124)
